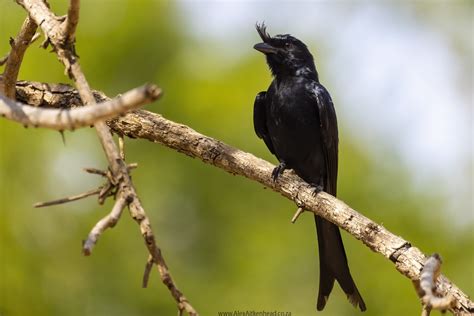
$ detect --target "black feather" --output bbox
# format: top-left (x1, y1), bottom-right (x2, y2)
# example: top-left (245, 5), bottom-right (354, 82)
top-left (255, 22), bottom-right (271, 43)
top-left (253, 25), bottom-right (366, 312)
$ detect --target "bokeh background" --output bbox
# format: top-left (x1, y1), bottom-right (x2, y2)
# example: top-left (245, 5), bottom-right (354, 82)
top-left (0, 0), bottom-right (472, 315)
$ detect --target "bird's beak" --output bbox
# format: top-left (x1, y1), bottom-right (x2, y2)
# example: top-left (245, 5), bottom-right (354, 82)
top-left (254, 42), bottom-right (278, 54)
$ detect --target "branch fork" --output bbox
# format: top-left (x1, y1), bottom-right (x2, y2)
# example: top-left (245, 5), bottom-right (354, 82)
top-left (8, 0), bottom-right (199, 315)
top-left (2, 0), bottom-right (472, 315)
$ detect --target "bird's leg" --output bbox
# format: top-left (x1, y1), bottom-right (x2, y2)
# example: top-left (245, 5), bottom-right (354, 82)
top-left (271, 161), bottom-right (287, 182)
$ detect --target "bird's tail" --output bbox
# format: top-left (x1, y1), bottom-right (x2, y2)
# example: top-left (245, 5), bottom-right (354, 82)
top-left (315, 215), bottom-right (366, 311)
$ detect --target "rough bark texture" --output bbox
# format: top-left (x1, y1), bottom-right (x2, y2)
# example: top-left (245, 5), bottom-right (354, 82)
top-left (0, 83), bottom-right (161, 130)
top-left (2, 17), bottom-right (37, 99)
top-left (8, 78), bottom-right (473, 316)
top-left (10, 0), bottom-right (198, 314)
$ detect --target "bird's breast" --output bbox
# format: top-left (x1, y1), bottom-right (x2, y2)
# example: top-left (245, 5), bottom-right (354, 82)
top-left (266, 81), bottom-right (323, 167)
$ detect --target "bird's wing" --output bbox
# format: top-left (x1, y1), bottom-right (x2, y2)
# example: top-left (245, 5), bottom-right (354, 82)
top-left (253, 91), bottom-right (275, 155)
top-left (311, 83), bottom-right (339, 196)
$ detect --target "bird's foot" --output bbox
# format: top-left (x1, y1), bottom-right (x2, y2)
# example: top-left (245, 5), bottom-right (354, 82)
top-left (271, 162), bottom-right (287, 182)
top-left (310, 183), bottom-right (324, 197)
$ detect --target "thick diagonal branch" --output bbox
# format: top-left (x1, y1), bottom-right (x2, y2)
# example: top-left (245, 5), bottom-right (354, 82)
top-left (0, 84), bottom-right (161, 129)
top-left (108, 113), bottom-right (474, 316)
top-left (9, 79), bottom-right (473, 316)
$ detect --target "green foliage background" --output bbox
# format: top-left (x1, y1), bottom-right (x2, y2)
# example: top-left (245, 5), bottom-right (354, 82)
top-left (0, 1), bottom-right (472, 315)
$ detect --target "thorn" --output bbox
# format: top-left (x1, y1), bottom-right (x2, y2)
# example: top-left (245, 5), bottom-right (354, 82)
top-left (40, 37), bottom-right (50, 49)
top-left (34, 187), bottom-right (101, 208)
top-left (59, 130), bottom-right (66, 145)
top-left (118, 135), bottom-right (125, 160)
top-left (127, 162), bottom-right (138, 170)
top-left (291, 207), bottom-right (304, 223)
top-left (83, 167), bottom-right (107, 177)
top-left (30, 32), bottom-right (41, 44)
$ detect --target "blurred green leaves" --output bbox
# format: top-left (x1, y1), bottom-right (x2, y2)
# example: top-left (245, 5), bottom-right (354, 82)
top-left (0, 1), bottom-right (472, 315)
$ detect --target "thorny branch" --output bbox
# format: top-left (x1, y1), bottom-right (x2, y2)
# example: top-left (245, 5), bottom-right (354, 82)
top-left (1, 1), bottom-right (471, 315)
top-left (2, 17), bottom-right (37, 99)
top-left (63, 0), bottom-right (80, 44)
top-left (82, 195), bottom-right (130, 256)
top-left (34, 187), bottom-right (102, 208)
top-left (143, 255), bottom-right (155, 288)
top-left (8, 78), bottom-right (474, 316)
top-left (4, 0), bottom-right (199, 315)
top-left (0, 32), bottom-right (39, 66)
top-left (0, 84), bottom-right (161, 130)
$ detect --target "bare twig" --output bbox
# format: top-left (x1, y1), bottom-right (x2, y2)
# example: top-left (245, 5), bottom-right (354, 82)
top-left (142, 255), bottom-right (154, 288)
top-left (98, 182), bottom-right (114, 204)
top-left (82, 195), bottom-right (128, 256)
top-left (0, 84), bottom-right (161, 130)
top-left (10, 79), bottom-right (474, 315)
top-left (63, 0), bottom-right (80, 44)
top-left (0, 33), bottom-right (40, 67)
top-left (83, 167), bottom-right (107, 177)
top-left (15, 1), bottom-right (198, 314)
top-left (143, 231), bottom-right (196, 315)
top-left (83, 167), bottom-right (117, 200)
top-left (34, 187), bottom-right (101, 208)
top-left (2, 17), bottom-right (37, 99)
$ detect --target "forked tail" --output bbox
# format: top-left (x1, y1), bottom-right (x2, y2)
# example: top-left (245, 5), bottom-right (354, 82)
top-left (315, 215), bottom-right (366, 311)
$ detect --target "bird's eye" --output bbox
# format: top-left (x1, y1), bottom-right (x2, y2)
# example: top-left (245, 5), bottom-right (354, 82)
top-left (285, 42), bottom-right (291, 48)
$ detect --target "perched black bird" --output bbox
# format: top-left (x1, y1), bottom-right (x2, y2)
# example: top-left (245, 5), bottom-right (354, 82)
top-left (253, 23), bottom-right (366, 312)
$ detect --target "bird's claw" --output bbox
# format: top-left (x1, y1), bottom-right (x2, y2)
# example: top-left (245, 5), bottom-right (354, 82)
top-left (271, 168), bottom-right (280, 181)
top-left (311, 184), bottom-right (324, 196)
top-left (271, 162), bottom-right (287, 182)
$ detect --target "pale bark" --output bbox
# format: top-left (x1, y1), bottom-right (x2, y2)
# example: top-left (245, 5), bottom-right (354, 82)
top-left (7, 78), bottom-right (473, 316)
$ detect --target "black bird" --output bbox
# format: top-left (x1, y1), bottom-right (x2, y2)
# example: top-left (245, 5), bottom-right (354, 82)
top-left (253, 23), bottom-right (366, 312)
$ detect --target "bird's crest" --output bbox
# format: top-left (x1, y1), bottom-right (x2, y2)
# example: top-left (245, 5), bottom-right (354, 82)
top-left (256, 22), bottom-right (271, 43)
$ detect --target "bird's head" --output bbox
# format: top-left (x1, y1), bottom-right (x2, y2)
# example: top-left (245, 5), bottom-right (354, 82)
top-left (254, 23), bottom-right (317, 79)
